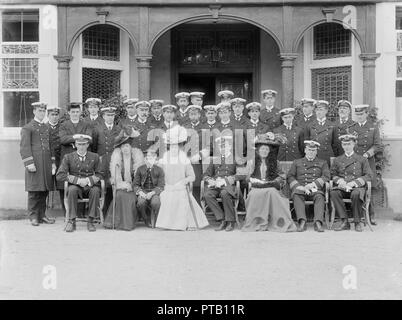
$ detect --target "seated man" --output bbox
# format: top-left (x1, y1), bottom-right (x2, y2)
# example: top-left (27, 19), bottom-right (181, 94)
top-left (330, 134), bottom-right (373, 232)
top-left (287, 140), bottom-right (330, 232)
top-left (56, 134), bottom-right (103, 232)
top-left (203, 134), bottom-right (238, 232)
top-left (133, 149), bottom-right (165, 228)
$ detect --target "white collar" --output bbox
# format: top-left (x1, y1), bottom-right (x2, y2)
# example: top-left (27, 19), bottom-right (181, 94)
top-left (317, 117), bottom-right (326, 123)
top-left (137, 117), bottom-right (147, 124)
top-left (265, 105), bottom-right (274, 112)
top-left (105, 123), bottom-right (113, 129)
top-left (70, 119), bottom-right (80, 124)
top-left (77, 151), bottom-right (87, 157)
top-left (153, 115), bottom-right (161, 120)
top-left (90, 115), bottom-right (98, 120)
top-left (191, 121), bottom-right (200, 127)
top-left (304, 113), bottom-right (313, 118)
top-left (306, 156), bottom-right (315, 162)
top-left (34, 117), bottom-right (44, 124)
top-left (221, 119), bottom-right (230, 125)
top-left (234, 114), bottom-right (242, 119)
top-left (359, 121), bottom-right (367, 126)
top-left (340, 117), bottom-right (349, 123)
top-left (207, 120), bottom-right (216, 125)
top-left (345, 151), bottom-right (354, 158)
top-left (164, 121), bottom-right (173, 126)
top-left (250, 119), bottom-right (259, 125)
top-left (179, 108), bottom-right (187, 115)
top-left (285, 123), bottom-right (292, 129)
top-left (48, 121), bottom-right (58, 126)
top-left (127, 115), bottom-right (137, 120)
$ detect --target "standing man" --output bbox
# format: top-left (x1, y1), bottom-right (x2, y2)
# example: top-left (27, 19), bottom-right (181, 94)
top-left (119, 98), bottom-right (139, 131)
top-left (47, 105), bottom-right (66, 215)
top-left (287, 140), bottom-right (330, 232)
top-left (202, 105), bottom-right (218, 129)
top-left (190, 91), bottom-right (205, 107)
top-left (333, 100), bottom-right (355, 157)
top-left (149, 99), bottom-right (164, 128)
top-left (294, 98), bottom-right (316, 130)
top-left (274, 108), bottom-right (304, 161)
top-left (230, 98), bottom-right (248, 127)
top-left (330, 134), bottom-right (373, 232)
top-left (260, 89), bottom-right (281, 130)
top-left (175, 92), bottom-right (191, 125)
top-left (244, 102), bottom-right (270, 135)
top-left (84, 98), bottom-right (103, 133)
top-left (20, 102), bottom-right (56, 226)
top-left (56, 134), bottom-right (103, 232)
top-left (305, 100), bottom-right (336, 165)
top-left (203, 135), bottom-right (238, 232)
top-left (218, 90), bottom-right (234, 103)
top-left (348, 104), bottom-right (381, 224)
top-left (59, 102), bottom-right (92, 162)
top-left (92, 106), bottom-right (121, 216)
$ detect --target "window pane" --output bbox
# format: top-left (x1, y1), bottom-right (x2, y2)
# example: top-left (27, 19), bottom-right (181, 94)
top-left (2, 58), bottom-right (39, 89)
top-left (396, 7), bottom-right (402, 30)
top-left (2, 11), bottom-right (22, 41)
top-left (22, 11), bottom-right (39, 41)
top-left (82, 68), bottom-right (121, 102)
top-left (82, 25), bottom-right (120, 61)
top-left (3, 91), bottom-right (39, 127)
top-left (313, 23), bottom-right (351, 60)
top-left (397, 57), bottom-right (402, 78)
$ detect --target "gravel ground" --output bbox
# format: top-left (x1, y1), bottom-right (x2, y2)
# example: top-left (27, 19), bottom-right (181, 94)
top-left (0, 217), bottom-right (402, 300)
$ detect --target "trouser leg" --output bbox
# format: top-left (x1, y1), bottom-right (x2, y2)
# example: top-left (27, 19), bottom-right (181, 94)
top-left (312, 193), bottom-right (325, 223)
top-left (220, 189), bottom-right (235, 222)
top-left (150, 195), bottom-right (161, 214)
top-left (38, 191), bottom-right (49, 220)
top-left (137, 197), bottom-right (149, 222)
top-left (27, 191), bottom-right (40, 220)
top-left (67, 185), bottom-right (82, 220)
top-left (330, 190), bottom-right (347, 219)
top-left (59, 189), bottom-right (66, 214)
top-left (103, 186), bottom-right (113, 217)
top-left (350, 189), bottom-right (362, 222)
top-left (204, 188), bottom-right (224, 221)
top-left (85, 186), bottom-right (101, 219)
top-left (293, 193), bottom-right (306, 221)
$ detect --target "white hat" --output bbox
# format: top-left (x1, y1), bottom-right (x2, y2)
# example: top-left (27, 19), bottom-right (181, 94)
top-left (73, 134), bottom-right (92, 143)
top-left (314, 100), bottom-right (329, 108)
top-left (174, 92), bottom-right (190, 99)
top-left (279, 107), bottom-right (296, 115)
top-left (163, 125), bottom-right (188, 144)
top-left (190, 92), bottom-right (205, 97)
top-left (123, 98), bottom-right (139, 105)
top-left (149, 99), bottom-right (164, 106)
top-left (85, 98), bottom-right (101, 105)
top-left (134, 101), bottom-right (151, 109)
top-left (261, 89), bottom-right (277, 97)
top-left (162, 104), bottom-right (177, 111)
top-left (218, 90), bottom-right (234, 98)
top-left (304, 140), bottom-right (320, 149)
top-left (337, 100), bottom-right (352, 108)
top-left (230, 98), bottom-right (246, 105)
top-left (301, 98), bottom-right (316, 105)
top-left (245, 102), bottom-right (262, 110)
top-left (185, 105), bottom-right (202, 113)
top-left (216, 102), bottom-right (232, 111)
top-left (47, 105), bottom-right (61, 113)
top-left (203, 105), bottom-right (217, 112)
top-left (100, 106), bottom-right (117, 114)
top-left (31, 102), bottom-right (47, 109)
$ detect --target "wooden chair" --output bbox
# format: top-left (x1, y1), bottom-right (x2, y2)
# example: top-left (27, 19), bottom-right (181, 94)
top-left (64, 180), bottom-right (105, 227)
top-left (200, 179), bottom-right (242, 228)
top-left (328, 180), bottom-right (372, 231)
top-left (279, 161), bottom-right (331, 229)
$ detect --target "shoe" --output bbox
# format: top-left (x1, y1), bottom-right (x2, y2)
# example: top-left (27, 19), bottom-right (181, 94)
top-left (314, 221), bottom-right (324, 233)
top-left (40, 216), bottom-right (55, 224)
top-left (31, 218), bottom-right (39, 226)
top-left (297, 220), bottom-right (307, 232)
top-left (370, 217), bottom-right (377, 226)
top-left (215, 220), bottom-right (227, 231)
top-left (225, 222), bottom-right (234, 232)
top-left (65, 220), bottom-right (76, 232)
top-left (334, 219), bottom-right (351, 231)
top-left (87, 218), bottom-right (96, 232)
top-left (355, 222), bottom-right (363, 232)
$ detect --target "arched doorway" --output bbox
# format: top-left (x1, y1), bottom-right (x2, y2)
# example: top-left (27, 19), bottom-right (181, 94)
top-left (69, 23), bottom-right (138, 103)
top-left (150, 18), bottom-right (281, 104)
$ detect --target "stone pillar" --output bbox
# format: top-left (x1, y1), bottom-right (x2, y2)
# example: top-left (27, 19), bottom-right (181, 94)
top-left (279, 53), bottom-right (298, 109)
top-left (360, 53), bottom-right (381, 108)
top-left (136, 55), bottom-right (152, 100)
top-left (54, 55), bottom-right (73, 112)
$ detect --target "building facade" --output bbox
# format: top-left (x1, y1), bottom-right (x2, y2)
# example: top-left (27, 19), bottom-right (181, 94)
top-left (0, 0), bottom-right (400, 213)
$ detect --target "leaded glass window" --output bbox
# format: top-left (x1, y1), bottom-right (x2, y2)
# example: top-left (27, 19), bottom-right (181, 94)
top-left (82, 68), bottom-right (121, 102)
top-left (2, 58), bottom-right (38, 89)
top-left (82, 25), bottom-right (120, 61)
top-left (313, 23), bottom-right (351, 60)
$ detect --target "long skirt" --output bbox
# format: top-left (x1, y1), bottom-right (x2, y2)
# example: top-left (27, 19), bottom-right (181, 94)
top-left (156, 184), bottom-right (209, 231)
top-left (242, 187), bottom-right (297, 232)
top-left (104, 190), bottom-right (137, 231)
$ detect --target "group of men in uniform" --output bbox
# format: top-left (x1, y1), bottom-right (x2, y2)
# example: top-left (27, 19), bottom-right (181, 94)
top-left (19, 87), bottom-right (380, 232)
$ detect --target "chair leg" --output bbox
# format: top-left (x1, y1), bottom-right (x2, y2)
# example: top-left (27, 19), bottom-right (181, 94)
top-left (365, 204), bottom-right (373, 232)
top-left (64, 193), bottom-right (69, 231)
top-left (324, 202), bottom-right (330, 230)
top-left (329, 200), bottom-right (336, 230)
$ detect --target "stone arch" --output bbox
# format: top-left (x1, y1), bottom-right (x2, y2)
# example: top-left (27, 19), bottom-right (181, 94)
top-left (292, 19), bottom-right (366, 53)
top-left (67, 21), bottom-right (140, 56)
top-left (148, 13), bottom-right (284, 54)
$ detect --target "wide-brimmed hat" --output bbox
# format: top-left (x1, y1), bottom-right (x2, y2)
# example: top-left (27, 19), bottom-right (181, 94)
top-left (254, 134), bottom-right (281, 147)
top-left (163, 125), bottom-right (188, 145)
top-left (114, 136), bottom-right (133, 148)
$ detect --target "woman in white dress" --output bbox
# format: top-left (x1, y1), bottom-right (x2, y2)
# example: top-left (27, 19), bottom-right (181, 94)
top-left (156, 125), bottom-right (209, 231)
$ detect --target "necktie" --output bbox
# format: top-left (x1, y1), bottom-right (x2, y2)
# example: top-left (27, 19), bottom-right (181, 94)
top-left (79, 155), bottom-right (85, 162)
top-left (261, 162), bottom-right (267, 180)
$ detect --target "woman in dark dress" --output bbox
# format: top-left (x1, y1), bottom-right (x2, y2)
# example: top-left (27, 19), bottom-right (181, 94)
top-left (104, 136), bottom-right (144, 230)
top-left (242, 135), bottom-right (297, 232)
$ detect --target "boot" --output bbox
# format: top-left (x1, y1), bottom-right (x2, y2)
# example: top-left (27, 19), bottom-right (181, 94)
top-left (297, 219), bottom-right (307, 232)
top-left (314, 221), bottom-right (324, 232)
top-left (65, 219), bottom-right (76, 232)
top-left (225, 221), bottom-right (234, 232)
top-left (334, 219), bottom-right (350, 231)
top-left (40, 216), bottom-right (55, 224)
top-left (355, 222), bottom-right (363, 232)
top-left (30, 218), bottom-right (39, 226)
top-left (87, 217), bottom-right (96, 232)
top-left (215, 220), bottom-right (227, 231)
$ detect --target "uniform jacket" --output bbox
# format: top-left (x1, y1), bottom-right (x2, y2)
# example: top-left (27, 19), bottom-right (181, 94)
top-left (305, 119), bottom-right (336, 164)
top-left (176, 109), bottom-right (190, 125)
top-left (260, 106), bottom-right (281, 130)
top-left (133, 164), bottom-right (165, 195)
top-left (273, 124), bottom-right (304, 161)
top-left (287, 156), bottom-right (330, 196)
top-left (20, 119), bottom-right (55, 192)
top-left (119, 116), bottom-right (138, 132)
top-left (48, 122), bottom-right (61, 166)
top-left (294, 114), bottom-right (314, 130)
top-left (126, 118), bottom-right (157, 153)
top-left (333, 118), bottom-right (356, 156)
top-left (59, 120), bottom-right (92, 162)
top-left (84, 115), bottom-right (104, 133)
top-left (231, 114), bottom-right (249, 127)
top-left (56, 151), bottom-right (103, 186)
top-left (203, 156), bottom-right (237, 197)
top-left (148, 115), bottom-right (164, 129)
top-left (244, 119), bottom-right (270, 136)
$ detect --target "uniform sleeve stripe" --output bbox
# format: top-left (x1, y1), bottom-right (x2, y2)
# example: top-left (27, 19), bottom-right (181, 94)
top-left (22, 156), bottom-right (33, 163)
top-left (357, 178), bottom-right (365, 185)
top-left (289, 180), bottom-right (299, 188)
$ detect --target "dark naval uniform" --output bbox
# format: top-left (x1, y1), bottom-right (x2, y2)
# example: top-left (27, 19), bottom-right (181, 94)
top-left (56, 151), bottom-right (103, 220)
top-left (305, 119), bottom-right (336, 165)
top-left (273, 124), bottom-right (304, 161)
top-left (287, 156), bottom-right (330, 223)
top-left (176, 109), bottom-right (189, 126)
top-left (203, 156), bottom-right (238, 223)
top-left (231, 114), bottom-right (249, 128)
top-left (294, 114), bottom-right (314, 130)
top-left (119, 116), bottom-right (138, 132)
top-left (84, 115), bottom-right (104, 133)
top-left (20, 119), bottom-right (55, 221)
top-left (59, 120), bottom-right (92, 163)
top-left (333, 118), bottom-right (355, 156)
top-left (348, 121), bottom-right (381, 186)
top-left (260, 106), bottom-right (281, 130)
top-left (330, 152), bottom-right (373, 222)
top-left (128, 118), bottom-right (158, 153)
top-left (148, 115), bottom-right (164, 129)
